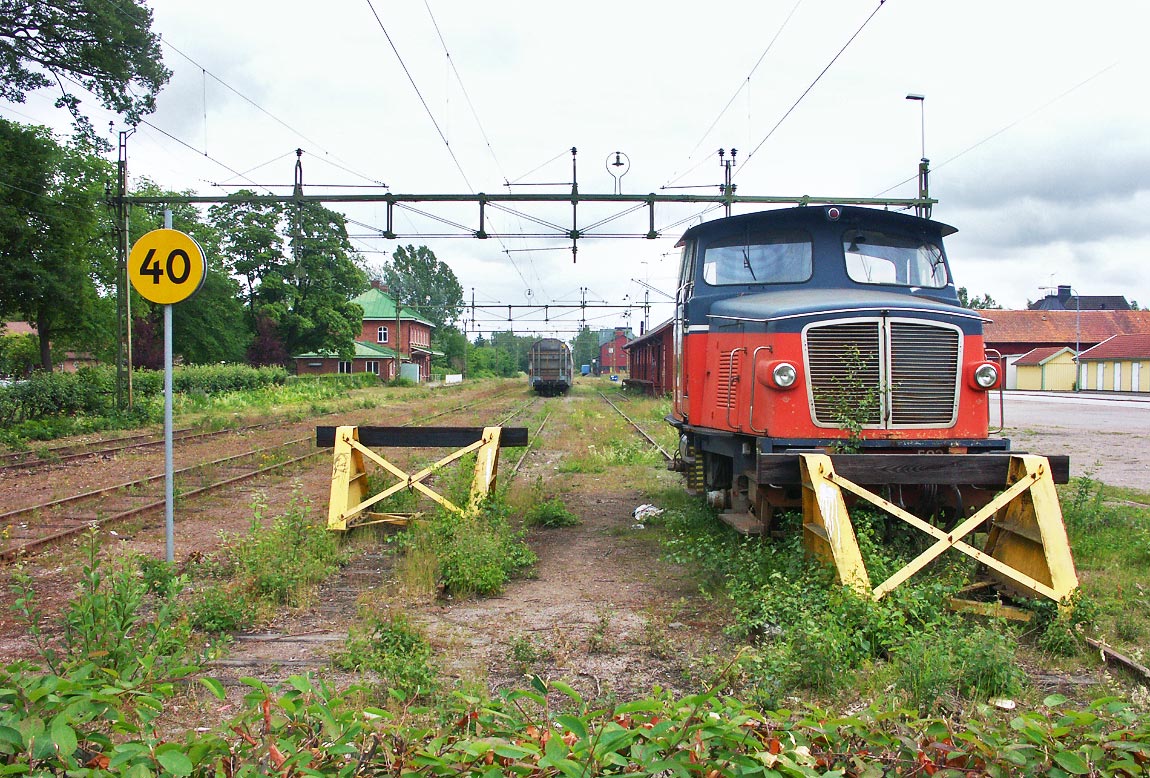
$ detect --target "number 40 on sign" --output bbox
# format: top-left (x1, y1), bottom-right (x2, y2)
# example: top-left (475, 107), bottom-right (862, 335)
top-left (128, 229), bottom-right (207, 305)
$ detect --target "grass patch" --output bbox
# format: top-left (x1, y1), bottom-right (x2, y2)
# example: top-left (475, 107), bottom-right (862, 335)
top-left (187, 491), bottom-right (343, 633)
top-left (334, 604), bottom-right (438, 700)
top-left (523, 496), bottom-right (579, 528)
top-left (398, 497), bottom-right (536, 597)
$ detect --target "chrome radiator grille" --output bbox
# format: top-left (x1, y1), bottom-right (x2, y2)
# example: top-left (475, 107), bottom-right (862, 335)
top-left (804, 319), bottom-right (960, 429)
top-left (889, 322), bottom-right (960, 425)
top-left (806, 322), bottom-right (882, 425)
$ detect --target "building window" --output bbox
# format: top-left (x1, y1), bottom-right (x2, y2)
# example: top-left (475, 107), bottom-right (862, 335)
top-left (338, 361), bottom-right (353, 374)
top-left (365, 360), bottom-right (379, 375)
top-left (377, 326), bottom-right (388, 344)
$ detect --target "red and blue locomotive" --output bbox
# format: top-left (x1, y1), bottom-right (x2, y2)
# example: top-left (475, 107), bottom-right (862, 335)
top-left (666, 204), bottom-right (1011, 525)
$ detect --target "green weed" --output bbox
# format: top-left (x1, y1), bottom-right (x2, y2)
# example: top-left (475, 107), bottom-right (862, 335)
top-left (335, 605), bottom-right (437, 700)
top-left (894, 624), bottom-right (1024, 710)
top-left (400, 496), bottom-right (536, 597)
top-left (509, 635), bottom-right (552, 675)
top-left (523, 497), bottom-right (579, 528)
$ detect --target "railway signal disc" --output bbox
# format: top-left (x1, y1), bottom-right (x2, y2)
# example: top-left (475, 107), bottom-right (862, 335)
top-left (128, 229), bottom-right (207, 305)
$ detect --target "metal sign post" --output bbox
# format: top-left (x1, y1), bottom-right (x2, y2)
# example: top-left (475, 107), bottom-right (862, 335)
top-left (128, 219), bottom-right (207, 562)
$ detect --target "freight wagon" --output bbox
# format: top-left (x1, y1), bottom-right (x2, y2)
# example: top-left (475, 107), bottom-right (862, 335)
top-left (528, 338), bottom-right (574, 396)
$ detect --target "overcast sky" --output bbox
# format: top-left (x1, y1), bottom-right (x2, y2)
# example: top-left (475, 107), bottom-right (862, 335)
top-left (6, 0), bottom-right (1149, 336)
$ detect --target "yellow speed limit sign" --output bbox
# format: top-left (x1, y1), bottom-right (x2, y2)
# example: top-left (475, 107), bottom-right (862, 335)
top-left (128, 229), bottom-right (207, 305)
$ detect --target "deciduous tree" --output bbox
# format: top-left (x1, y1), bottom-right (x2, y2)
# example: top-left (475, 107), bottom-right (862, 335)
top-left (128, 180), bottom-right (249, 366)
top-left (375, 245), bottom-right (464, 331)
top-left (0, 0), bottom-right (170, 140)
top-left (0, 118), bottom-right (112, 371)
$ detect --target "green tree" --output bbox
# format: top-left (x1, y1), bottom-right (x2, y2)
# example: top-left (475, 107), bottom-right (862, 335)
top-left (0, 332), bottom-right (39, 376)
top-left (0, 118), bottom-right (113, 371)
top-left (0, 0), bottom-right (170, 140)
top-left (571, 326), bottom-right (598, 371)
top-left (128, 180), bottom-right (249, 365)
top-left (254, 204), bottom-right (367, 361)
top-left (433, 325), bottom-right (468, 373)
top-left (376, 245), bottom-right (464, 330)
top-left (207, 193), bottom-right (286, 316)
top-left (957, 287), bottom-right (1000, 310)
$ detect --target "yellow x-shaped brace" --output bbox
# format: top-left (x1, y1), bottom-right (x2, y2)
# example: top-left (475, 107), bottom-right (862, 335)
top-left (801, 453), bottom-right (1072, 602)
top-left (336, 430), bottom-right (487, 521)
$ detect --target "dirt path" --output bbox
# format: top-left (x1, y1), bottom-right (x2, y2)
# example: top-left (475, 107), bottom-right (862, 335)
top-left (179, 388), bottom-right (720, 705)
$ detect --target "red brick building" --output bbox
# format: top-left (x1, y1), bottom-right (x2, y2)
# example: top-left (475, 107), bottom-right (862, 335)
top-left (293, 283), bottom-right (436, 381)
top-left (598, 327), bottom-right (632, 375)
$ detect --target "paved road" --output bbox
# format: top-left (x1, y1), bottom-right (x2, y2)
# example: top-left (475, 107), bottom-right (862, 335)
top-left (996, 392), bottom-right (1150, 489)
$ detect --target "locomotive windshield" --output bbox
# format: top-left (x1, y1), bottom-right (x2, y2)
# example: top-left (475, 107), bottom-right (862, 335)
top-left (843, 229), bottom-right (948, 288)
top-left (702, 229), bottom-right (812, 286)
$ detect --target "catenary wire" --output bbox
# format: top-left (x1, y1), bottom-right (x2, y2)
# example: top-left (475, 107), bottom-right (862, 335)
top-left (663, 0), bottom-right (805, 189)
top-left (736, 0), bottom-right (888, 178)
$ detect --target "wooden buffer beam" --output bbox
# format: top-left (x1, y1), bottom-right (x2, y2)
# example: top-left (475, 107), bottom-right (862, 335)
top-left (798, 453), bottom-right (1078, 611)
top-left (317, 425), bottom-right (528, 531)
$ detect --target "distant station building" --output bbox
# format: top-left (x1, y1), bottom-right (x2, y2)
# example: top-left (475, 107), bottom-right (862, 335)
top-left (293, 282), bottom-right (437, 381)
top-left (598, 327), bottom-right (633, 376)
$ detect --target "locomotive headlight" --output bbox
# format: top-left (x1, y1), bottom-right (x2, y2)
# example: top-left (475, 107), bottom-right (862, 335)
top-left (771, 362), bottom-right (798, 388)
top-left (972, 363), bottom-right (999, 389)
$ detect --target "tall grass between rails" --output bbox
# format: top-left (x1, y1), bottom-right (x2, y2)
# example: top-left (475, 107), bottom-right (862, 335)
top-left (1052, 468), bottom-right (1150, 657)
top-left (186, 491), bottom-right (343, 633)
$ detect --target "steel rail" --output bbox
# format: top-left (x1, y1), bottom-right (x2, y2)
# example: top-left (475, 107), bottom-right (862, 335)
top-left (0, 424), bottom-right (279, 472)
top-left (598, 391), bottom-right (672, 462)
top-left (0, 383), bottom-right (527, 561)
top-left (508, 411), bottom-right (552, 480)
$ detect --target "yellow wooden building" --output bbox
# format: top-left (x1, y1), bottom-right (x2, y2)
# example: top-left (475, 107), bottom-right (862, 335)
top-left (1014, 347), bottom-right (1078, 391)
top-left (1077, 334), bottom-right (1150, 392)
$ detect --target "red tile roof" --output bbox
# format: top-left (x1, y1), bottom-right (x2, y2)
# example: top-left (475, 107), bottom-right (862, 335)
top-left (1078, 334), bottom-right (1150, 361)
top-left (982, 310), bottom-right (1150, 346)
top-left (1013, 346), bottom-right (1073, 366)
top-left (2, 322), bottom-right (36, 336)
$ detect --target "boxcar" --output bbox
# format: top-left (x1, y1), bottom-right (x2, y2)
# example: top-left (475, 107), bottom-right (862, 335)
top-left (623, 319), bottom-right (674, 396)
top-left (528, 338), bottom-right (574, 396)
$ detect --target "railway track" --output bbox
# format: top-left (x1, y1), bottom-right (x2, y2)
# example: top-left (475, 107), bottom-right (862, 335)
top-left (598, 391), bottom-right (672, 462)
top-left (0, 384), bottom-right (528, 561)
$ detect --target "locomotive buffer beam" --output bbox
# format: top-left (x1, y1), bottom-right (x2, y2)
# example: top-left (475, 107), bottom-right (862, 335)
top-left (318, 425), bottom-right (528, 531)
top-left (757, 453), bottom-right (1070, 486)
top-left (798, 453), bottom-right (1078, 609)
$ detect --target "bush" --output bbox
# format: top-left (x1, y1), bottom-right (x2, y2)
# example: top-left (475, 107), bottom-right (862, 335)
top-left (402, 498), bottom-right (536, 597)
top-left (894, 624), bottom-right (1024, 709)
top-left (185, 493), bottom-right (343, 634)
top-left (10, 529), bottom-right (197, 688)
top-left (335, 606), bottom-right (437, 699)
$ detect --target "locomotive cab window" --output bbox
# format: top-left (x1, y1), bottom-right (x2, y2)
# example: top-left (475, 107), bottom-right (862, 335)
top-left (702, 229), bottom-right (812, 286)
top-left (843, 230), bottom-right (948, 288)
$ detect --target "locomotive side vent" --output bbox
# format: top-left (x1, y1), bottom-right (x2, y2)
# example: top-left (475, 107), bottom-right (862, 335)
top-left (804, 318), bottom-right (961, 429)
top-left (718, 349), bottom-right (742, 409)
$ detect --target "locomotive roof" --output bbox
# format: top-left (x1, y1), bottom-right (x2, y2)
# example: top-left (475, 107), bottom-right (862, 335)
top-left (675, 205), bottom-right (957, 246)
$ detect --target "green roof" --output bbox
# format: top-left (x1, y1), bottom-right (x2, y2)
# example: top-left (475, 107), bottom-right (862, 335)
top-left (294, 341), bottom-right (403, 360)
top-left (351, 287), bottom-right (435, 328)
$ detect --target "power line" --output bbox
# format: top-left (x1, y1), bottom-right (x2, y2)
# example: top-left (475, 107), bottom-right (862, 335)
top-left (137, 120), bottom-right (274, 195)
top-left (664, 0), bottom-right (805, 188)
top-left (363, 0), bottom-right (475, 193)
top-left (418, 0), bottom-right (545, 299)
top-left (737, 0), bottom-right (889, 178)
top-left (873, 62), bottom-right (1120, 198)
